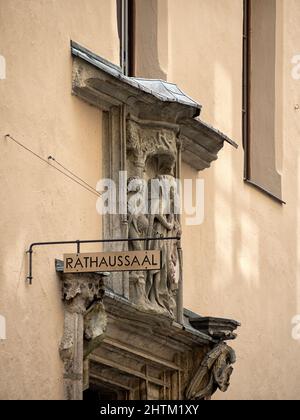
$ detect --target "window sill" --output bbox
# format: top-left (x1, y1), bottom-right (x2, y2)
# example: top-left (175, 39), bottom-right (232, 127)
top-left (244, 178), bottom-right (286, 205)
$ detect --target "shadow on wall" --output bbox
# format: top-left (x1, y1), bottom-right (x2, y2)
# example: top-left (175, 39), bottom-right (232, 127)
top-left (172, 0), bottom-right (300, 400)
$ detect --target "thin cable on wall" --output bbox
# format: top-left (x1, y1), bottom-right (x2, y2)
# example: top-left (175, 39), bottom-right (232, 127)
top-left (47, 156), bottom-right (98, 194)
top-left (4, 134), bottom-right (103, 198)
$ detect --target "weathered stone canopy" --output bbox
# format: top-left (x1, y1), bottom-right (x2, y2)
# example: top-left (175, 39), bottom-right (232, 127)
top-left (71, 41), bottom-right (237, 171)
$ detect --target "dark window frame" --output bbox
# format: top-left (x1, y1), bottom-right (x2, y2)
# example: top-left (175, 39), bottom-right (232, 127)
top-left (117, 0), bottom-right (135, 76)
top-left (242, 0), bottom-right (251, 181)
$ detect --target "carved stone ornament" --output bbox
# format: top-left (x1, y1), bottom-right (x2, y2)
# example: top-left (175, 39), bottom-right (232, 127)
top-left (185, 343), bottom-right (236, 400)
top-left (67, 41), bottom-right (240, 401)
top-left (59, 274), bottom-right (107, 400)
top-left (126, 119), bottom-right (181, 317)
top-left (71, 41), bottom-right (237, 322)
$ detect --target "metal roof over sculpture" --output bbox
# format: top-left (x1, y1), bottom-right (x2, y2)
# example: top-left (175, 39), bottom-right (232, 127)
top-left (57, 41), bottom-right (240, 401)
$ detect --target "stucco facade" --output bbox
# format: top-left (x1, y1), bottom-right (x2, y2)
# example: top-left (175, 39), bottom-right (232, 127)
top-left (169, 0), bottom-right (300, 400)
top-left (0, 0), bottom-right (299, 400)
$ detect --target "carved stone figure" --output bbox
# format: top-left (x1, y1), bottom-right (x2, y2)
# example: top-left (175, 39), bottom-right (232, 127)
top-left (59, 274), bottom-right (106, 400)
top-left (126, 119), bottom-right (182, 317)
top-left (185, 343), bottom-right (236, 400)
top-left (84, 301), bottom-right (107, 358)
top-left (147, 173), bottom-right (180, 317)
top-left (127, 177), bottom-right (150, 307)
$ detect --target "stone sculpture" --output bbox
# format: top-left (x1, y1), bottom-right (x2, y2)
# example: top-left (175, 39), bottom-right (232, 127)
top-left (185, 343), bottom-right (236, 400)
top-left (126, 120), bottom-right (181, 317)
top-left (59, 274), bottom-right (106, 400)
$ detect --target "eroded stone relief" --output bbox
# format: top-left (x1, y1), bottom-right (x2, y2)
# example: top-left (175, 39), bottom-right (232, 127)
top-left (126, 120), bottom-right (181, 317)
top-left (60, 274), bottom-right (106, 400)
top-left (185, 343), bottom-right (236, 400)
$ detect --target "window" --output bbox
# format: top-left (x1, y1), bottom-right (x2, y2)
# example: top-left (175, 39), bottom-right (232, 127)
top-left (243, 0), bottom-right (283, 202)
top-left (117, 0), bottom-right (135, 76)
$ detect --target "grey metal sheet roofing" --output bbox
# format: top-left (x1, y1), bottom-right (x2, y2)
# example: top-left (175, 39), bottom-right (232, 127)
top-left (71, 41), bottom-right (201, 110)
top-left (134, 78), bottom-right (200, 108)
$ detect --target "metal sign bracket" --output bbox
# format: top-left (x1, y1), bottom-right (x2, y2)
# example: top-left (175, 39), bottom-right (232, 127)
top-left (26, 236), bottom-right (181, 285)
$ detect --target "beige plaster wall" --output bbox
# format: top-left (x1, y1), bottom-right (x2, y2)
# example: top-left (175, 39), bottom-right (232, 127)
top-left (167, 0), bottom-right (300, 400)
top-left (1, 0), bottom-right (300, 401)
top-left (0, 0), bottom-right (119, 400)
top-left (135, 0), bottom-right (169, 79)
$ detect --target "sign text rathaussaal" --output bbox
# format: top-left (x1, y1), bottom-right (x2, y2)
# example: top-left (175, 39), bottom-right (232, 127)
top-left (63, 250), bottom-right (161, 274)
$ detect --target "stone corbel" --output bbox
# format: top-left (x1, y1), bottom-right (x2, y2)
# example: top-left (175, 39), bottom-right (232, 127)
top-left (183, 312), bottom-right (240, 400)
top-left (185, 342), bottom-right (236, 400)
top-left (59, 273), bottom-right (107, 400)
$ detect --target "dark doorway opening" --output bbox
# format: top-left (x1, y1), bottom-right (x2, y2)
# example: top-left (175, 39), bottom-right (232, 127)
top-left (83, 383), bottom-right (128, 401)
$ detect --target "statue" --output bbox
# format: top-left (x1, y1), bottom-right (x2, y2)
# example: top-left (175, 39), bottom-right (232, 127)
top-left (127, 177), bottom-right (150, 307)
top-left (185, 343), bottom-right (236, 400)
top-left (126, 122), bottom-right (182, 318)
top-left (147, 169), bottom-right (181, 317)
